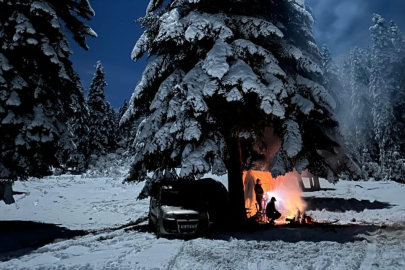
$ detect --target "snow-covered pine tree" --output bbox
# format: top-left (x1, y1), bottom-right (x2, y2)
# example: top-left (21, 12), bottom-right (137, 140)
top-left (105, 101), bottom-right (117, 152)
top-left (65, 99), bottom-right (90, 173)
top-left (321, 45), bottom-right (341, 107)
top-left (389, 21), bottom-right (405, 163)
top-left (124, 0), bottom-right (348, 219)
top-left (117, 100), bottom-right (128, 133)
top-left (0, 0), bottom-right (96, 180)
top-left (335, 56), bottom-right (352, 134)
top-left (369, 14), bottom-right (403, 180)
top-left (348, 47), bottom-right (377, 168)
top-left (320, 45), bottom-right (355, 148)
top-left (87, 61), bottom-right (110, 158)
top-left (394, 60), bottom-right (405, 157)
top-left (117, 99), bottom-right (133, 149)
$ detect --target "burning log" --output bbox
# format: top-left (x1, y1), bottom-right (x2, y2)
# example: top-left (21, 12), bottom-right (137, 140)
top-left (285, 216), bottom-right (297, 224)
top-left (304, 215), bottom-right (313, 225)
top-left (284, 211), bottom-right (314, 226)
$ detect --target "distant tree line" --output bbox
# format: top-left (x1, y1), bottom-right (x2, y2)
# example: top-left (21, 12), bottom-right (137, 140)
top-left (0, 0), bottom-right (138, 192)
top-left (322, 14), bottom-right (405, 182)
top-left (66, 60), bottom-right (137, 173)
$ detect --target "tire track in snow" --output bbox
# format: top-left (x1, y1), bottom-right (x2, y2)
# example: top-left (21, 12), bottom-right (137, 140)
top-left (131, 238), bottom-right (184, 269)
top-left (166, 241), bottom-right (185, 270)
top-left (359, 236), bottom-right (377, 270)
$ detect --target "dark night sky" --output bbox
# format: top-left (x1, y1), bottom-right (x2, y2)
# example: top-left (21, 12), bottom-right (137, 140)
top-left (69, 0), bottom-right (405, 109)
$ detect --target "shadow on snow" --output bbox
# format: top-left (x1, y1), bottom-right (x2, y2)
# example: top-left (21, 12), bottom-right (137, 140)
top-left (0, 196), bottom-right (394, 262)
top-left (0, 217), bottom-right (148, 261)
top-left (0, 221), bottom-right (86, 261)
top-left (303, 197), bottom-right (394, 212)
top-left (207, 223), bottom-right (383, 244)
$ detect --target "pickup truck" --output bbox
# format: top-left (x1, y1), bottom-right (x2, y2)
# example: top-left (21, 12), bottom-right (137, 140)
top-left (148, 180), bottom-right (209, 238)
top-left (148, 178), bottom-right (228, 238)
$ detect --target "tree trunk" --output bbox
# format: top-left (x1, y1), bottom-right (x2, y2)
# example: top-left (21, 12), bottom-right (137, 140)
top-left (0, 181), bottom-right (15, 205)
top-left (226, 136), bottom-right (247, 222)
top-left (312, 176), bottom-right (321, 191)
top-left (309, 176), bottom-right (314, 189)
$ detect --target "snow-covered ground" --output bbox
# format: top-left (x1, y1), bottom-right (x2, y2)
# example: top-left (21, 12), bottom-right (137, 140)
top-left (1, 175), bottom-right (405, 269)
top-left (1, 175), bottom-right (148, 231)
top-left (303, 179), bottom-right (405, 226)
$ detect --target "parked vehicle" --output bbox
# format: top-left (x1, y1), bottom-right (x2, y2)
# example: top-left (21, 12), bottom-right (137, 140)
top-left (193, 178), bottom-right (229, 224)
top-left (148, 181), bottom-right (210, 238)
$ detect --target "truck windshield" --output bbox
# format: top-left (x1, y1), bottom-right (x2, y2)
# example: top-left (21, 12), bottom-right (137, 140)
top-left (161, 190), bottom-right (201, 209)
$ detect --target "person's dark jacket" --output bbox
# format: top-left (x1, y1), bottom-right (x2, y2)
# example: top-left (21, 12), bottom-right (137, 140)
top-left (266, 201), bottom-right (280, 217)
top-left (254, 184), bottom-right (264, 200)
top-left (254, 184), bottom-right (264, 209)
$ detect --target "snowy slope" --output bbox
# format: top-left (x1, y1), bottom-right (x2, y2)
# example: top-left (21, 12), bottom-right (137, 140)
top-left (1, 176), bottom-right (405, 269)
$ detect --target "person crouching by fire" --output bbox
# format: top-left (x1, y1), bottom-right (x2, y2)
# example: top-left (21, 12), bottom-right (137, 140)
top-left (254, 179), bottom-right (264, 211)
top-left (266, 197), bottom-right (281, 224)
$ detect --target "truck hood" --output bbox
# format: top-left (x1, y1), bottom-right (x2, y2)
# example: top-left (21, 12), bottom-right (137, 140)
top-left (161, 205), bottom-right (200, 215)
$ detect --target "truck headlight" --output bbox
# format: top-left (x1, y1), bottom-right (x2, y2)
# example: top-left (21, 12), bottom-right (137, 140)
top-left (163, 212), bottom-right (175, 219)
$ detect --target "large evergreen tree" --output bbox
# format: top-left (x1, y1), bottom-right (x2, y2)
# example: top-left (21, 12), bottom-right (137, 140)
top-left (125, 0), bottom-right (352, 219)
top-left (0, 0), bottom-right (96, 180)
top-left (87, 61), bottom-right (110, 158)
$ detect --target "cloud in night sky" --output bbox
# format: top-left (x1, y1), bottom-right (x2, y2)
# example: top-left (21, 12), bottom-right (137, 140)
top-left (307, 0), bottom-right (405, 56)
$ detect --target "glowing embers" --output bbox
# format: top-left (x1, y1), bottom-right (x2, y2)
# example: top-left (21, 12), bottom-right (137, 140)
top-left (281, 211), bottom-right (314, 225)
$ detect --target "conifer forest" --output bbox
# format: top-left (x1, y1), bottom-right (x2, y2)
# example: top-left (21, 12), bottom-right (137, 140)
top-left (0, 1), bottom-right (405, 269)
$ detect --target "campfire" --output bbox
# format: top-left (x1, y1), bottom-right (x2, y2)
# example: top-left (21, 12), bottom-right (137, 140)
top-left (243, 170), bottom-right (313, 226)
